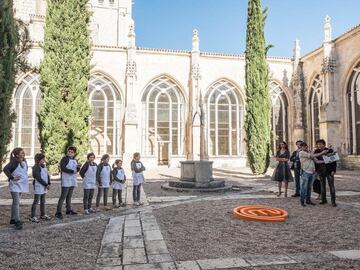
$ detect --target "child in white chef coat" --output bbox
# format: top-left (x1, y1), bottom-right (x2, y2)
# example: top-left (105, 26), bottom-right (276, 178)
top-left (55, 146), bottom-right (80, 219)
top-left (131, 152), bottom-right (145, 206)
top-left (112, 159), bottom-right (126, 208)
top-left (30, 153), bottom-right (51, 223)
top-left (80, 153), bottom-right (97, 215)
top-left (3, 147), bottom-right (29, 230)
top-left (96, 154), bottom-right (112, 210)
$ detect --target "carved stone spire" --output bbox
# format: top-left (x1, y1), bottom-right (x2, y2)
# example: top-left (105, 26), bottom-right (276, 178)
top-left (293, 39), bottom-right (301, 61)
top-left (128, 19), bottom-right (136, 49)
top-left (324, 15), bottom-right (332, 43)
top-left (192, 29), bottom-right (199, 53)
top-left (293, 39), bottom-right (301, 72)
top-left (126, 19), bottom-right (137, 78)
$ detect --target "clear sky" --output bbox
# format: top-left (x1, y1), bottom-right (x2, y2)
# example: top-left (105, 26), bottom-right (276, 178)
top-left (133, 0), bottom-right (360, 57)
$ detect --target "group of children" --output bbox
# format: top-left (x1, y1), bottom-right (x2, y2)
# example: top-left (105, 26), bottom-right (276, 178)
top-left (3, 146), bottom-right (145, 230)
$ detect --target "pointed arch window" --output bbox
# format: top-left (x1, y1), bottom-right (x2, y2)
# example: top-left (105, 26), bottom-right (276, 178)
top-left (206, 80), bottom-right (244, 156)
top-left (141, 76), bottom-right (185, 162)
top-left (270, 81), bottom-right (289, 153)
top-left (309, 75), bottom-right (322, 146)
top-left (14, 74), bottom-right (41, 157)
top-left (88, 73), bottom-right (122, 156)
top-left (347, 62), bottom-right (360, 154)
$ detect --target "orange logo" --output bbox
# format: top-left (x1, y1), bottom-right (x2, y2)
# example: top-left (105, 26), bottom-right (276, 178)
top-left (233, 205), bottom-right (288, 222)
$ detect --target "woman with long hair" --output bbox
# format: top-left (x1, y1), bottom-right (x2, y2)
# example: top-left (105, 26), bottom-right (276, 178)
top-left (271, 141), bottom-right (294, 197)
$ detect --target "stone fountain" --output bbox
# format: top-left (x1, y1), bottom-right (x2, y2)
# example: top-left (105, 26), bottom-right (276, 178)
top-left (162, 30), bottom-right (231, 192)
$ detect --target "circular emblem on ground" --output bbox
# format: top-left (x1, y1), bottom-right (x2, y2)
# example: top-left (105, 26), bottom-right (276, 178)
top-left (233, 205), bottom-right (289, 222)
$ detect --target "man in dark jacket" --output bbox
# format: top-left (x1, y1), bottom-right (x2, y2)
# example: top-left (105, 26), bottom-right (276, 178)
top-left (314, 139), bottom-right (337, 206)
top-left (290, 140), bottom-right (303, 197)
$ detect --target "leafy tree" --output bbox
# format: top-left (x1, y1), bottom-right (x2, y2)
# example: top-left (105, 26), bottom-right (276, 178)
top-left (0, 0), bottom-right (29, 171)
top-left (244, 0), bottom-right (271, 174)
top-left (39, 0), bottom-right (92, 173)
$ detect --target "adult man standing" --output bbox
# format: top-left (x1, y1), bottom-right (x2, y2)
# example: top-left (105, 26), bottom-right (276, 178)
top-left (298, 142), bottom-right (327, 206)
top-left (290, 140), bottom-right (303, 197)
top-left (314, 139), bottom-right (337, 207)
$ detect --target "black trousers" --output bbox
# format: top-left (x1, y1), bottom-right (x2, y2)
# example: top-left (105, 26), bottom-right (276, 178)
top-left (56, 186), bottom-right (75, 213)
top-left (112, 189), bottom-right (123, 205)
top-left (83, 189), bottom-right (95, 210)
top-left (320, 174), bottom-right (336, 203)
top-left (133, 184), bottom-right (141, 202)
top-left (96, 187), bottom-right (109, 207)
top-left (31, 194), bottom-right (46, 217)
top-left (294, 168), bottom-right (301, 195)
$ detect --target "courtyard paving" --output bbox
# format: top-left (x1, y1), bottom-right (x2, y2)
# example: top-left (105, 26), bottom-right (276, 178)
top-left (0, 166), bottom-right (359, 269)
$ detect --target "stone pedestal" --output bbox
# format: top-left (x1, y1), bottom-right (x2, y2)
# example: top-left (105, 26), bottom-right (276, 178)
top-left (162, 160), bottom-right (231, 192)
top-left (180, 160), bottom-right (214, 187)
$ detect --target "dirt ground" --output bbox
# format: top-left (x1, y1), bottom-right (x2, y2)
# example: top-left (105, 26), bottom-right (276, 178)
top-left (154, 197), bottom-right (360, 261)
top-left (226, 260), bottom-right (360, 270)
top-left (0, 218), bottom-right (107, 270)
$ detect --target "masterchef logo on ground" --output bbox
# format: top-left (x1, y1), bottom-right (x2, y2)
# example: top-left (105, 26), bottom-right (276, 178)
top-left (233, 205), bottom-right (289, 222)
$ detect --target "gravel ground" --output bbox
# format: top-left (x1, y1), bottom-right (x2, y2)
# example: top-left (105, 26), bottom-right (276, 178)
top-left (0, 201), bottom-right (129, 229)
top-left (226, 260), bottom-right (360, 270)
top-left (0, 181), bottom-right (84, 200)
top-left (334, 175), bottom-right (360, 192)
top-left (154, 198), bottom-right (360, 261)
top-left (338, 195), bottom-right (360, 203)
top-left (0, 218), bottom-right (107, 270)
top-left (143, 181), bottom-right (253, 198)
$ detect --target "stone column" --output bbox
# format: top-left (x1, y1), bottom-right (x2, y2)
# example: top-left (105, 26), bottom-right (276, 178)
top-left (320, 16), bottom-right (341, 151)
top-left (123, 20), bottom-right (139, 167)
top-left (189, 29), bottom-right (203, 160)
top-left (291, 39), bottom-right (305, 144)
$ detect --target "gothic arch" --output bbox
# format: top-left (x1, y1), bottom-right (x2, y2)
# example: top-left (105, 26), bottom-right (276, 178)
top-left (88, 72), bottom-right (124, 156)
top-left (344, 59), bottom-right (360, 154)
top-left (307, 74), bottom-right (323, 146)
top-left (204, 79), bottom-right (245, 156)
top-left (140, 73), bottom-right (188, 104)
top-left (269, 81), bottom-right (290, 153)
top-left (141, 75), bottom-right (186, 163)
top-left (204, 77), bottom-right (245, 104)
top-left (12, 73), bottom-right (41, 157)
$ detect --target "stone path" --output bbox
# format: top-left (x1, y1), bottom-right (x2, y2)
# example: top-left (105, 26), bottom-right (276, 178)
top-left (95, 210), bottom-right (174, 270)
top-left (95, 209), bottom-right (360, 269)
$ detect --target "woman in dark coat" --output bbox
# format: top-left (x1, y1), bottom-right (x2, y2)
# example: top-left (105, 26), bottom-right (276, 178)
top-left (272, 141), bottom-right (294, 197)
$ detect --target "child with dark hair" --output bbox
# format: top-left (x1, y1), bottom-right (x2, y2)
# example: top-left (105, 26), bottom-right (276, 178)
top-left (30, 153), bottom-right (51, 222)
top-left (131, 152), bottom-right (145, 206)
top-left (96, 154), bottom-right (112, 210)
top-left (55, 146), bottom-right (80, 219)
top-left (3, 148), bottom-right (29, 230)
top-left (112, 159), bottom-right (126, 208)
top-left (80, 153), bottom-right (97, 214)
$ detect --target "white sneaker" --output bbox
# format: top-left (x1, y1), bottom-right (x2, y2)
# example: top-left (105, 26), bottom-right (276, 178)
top-left (139, 202), bottom-right (144, 205)
top-left (40, 215), bottom-right (51, 221)
top-left (113, 203), bottom-right (119, 208)
top-left (88, 208), bottom-right (95, 213)
top-left (134, 202), bottom-right (140, 206)
top-left (84, 209), bottom-right (90, 215)
top-left (29, 217), bottom-right (39, 223)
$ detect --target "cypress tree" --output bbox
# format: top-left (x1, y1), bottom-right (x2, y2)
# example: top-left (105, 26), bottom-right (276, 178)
top-left (0, 0), bottom-right (18, 171)
top-left (39, 0), bottom-right (92, 173)
top-left (244, 0), bottom-right (271, 174)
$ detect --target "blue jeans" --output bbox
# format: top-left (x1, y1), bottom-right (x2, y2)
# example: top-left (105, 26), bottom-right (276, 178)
top-left (300, 172), bottom-right (313, 203)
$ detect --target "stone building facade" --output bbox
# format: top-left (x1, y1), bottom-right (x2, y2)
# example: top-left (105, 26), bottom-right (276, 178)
top-left (12, 0), bottom-right (360, 169)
